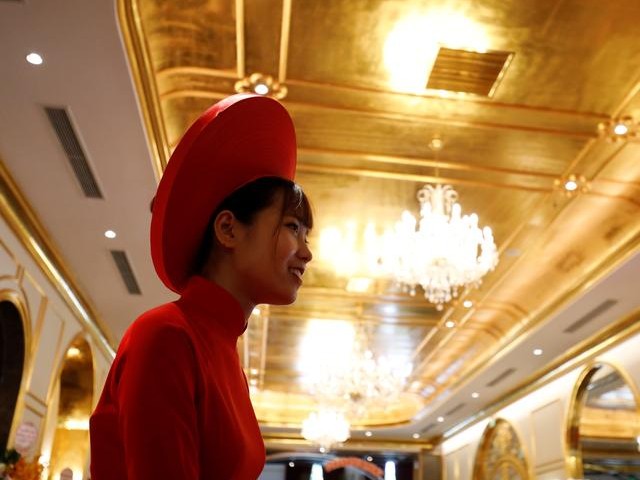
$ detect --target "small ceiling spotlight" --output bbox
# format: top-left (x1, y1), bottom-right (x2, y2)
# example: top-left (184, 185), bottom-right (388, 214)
top-left (445, 320), bottom-right (455, 328)
top-left (104, 230), bottom-right (117, 239)
top-left (412, 433), bottom-right (420, 439)
top-left (533, 348), bottom-right (543, 356)
top-left (463, 300), bottom-right (473, 308)
top-left (366, 456), bottom-right (373, 462)
top-left (554, 174), bottom-right (589, 197)
top-left (288, 461), bottom-right (295, 468)
top-left (26, 52), bottom-right (43, 65)
top-left (319, 447), bottom-right (326, 453)
top-left (471, 392), bottom-right (480, 399)
top-left (437, 416), bottom-right (444, 423)
top-left (235, 73), bottom-right (287, 99)
top-left (598, 115), bottom-right (638, 142)
top-left (365, 431), bottom-right (372, 437)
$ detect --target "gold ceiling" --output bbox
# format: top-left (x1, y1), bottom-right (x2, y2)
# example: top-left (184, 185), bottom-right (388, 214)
top-left (118, 0), bottom-right (640, 429)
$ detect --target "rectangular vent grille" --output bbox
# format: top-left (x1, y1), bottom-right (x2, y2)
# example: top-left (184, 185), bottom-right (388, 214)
top-left (564, 299), bottom-right (618, 334)
top-left (110, 250), bottom-right (141, 295)
top-left (426, 47), bottom-right (513, 97)
top-left (45, 107), bottom-right (103, 198)
top-left (444, 403), bottom-right (466, 417)
top-left (486, 368), bottom-right (516, 388)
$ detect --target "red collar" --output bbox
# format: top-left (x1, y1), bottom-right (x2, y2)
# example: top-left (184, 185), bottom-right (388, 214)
top-left (177, 275), bottom-right (247, 339)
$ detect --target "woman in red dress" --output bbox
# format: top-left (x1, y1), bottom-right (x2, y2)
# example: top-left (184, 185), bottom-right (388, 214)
top-left (89, 94), bottom-right (313, 479)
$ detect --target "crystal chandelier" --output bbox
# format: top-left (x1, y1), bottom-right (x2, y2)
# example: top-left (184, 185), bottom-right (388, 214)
top-left (379, 184), bottom-right (498, 308)
top-left (301, 409), bottom-right (351, 451)
top-left (301, 323), bottom-right (412, 417)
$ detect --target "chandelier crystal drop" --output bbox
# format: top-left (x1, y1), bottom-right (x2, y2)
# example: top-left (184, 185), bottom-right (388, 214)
top-left (301, 409), bottom-right (351, 450)
top-left (379, 184), bottom-right (498, 308)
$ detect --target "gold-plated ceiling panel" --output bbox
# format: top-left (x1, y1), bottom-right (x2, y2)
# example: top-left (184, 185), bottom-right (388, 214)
top-left (122, 0), bottom-right (640, 429)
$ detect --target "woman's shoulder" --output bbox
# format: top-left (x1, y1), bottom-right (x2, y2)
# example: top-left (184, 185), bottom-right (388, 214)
top-left (121, 302), bottom-right (191, 348)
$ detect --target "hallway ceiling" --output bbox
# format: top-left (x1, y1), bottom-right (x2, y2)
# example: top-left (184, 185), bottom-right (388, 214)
top-left (1, 0), bottom-right (639, 449)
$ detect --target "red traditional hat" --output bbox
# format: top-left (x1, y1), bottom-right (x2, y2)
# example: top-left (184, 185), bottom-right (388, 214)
top-left (150, 93), bottom-right (297, 293)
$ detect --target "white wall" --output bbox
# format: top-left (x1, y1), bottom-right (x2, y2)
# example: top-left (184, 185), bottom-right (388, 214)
top-left (0, 214), bottom-right (112, 477)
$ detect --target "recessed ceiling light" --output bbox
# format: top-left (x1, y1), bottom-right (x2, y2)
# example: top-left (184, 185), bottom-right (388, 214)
top-left (471, 392), bottom-right (479, 398)
top-left (445, 320), bottom-right (455, 328)
top-left (614, 123), bottom-right (628, 135)
top-left (412, 433), bottom-right (420, 439)
top-left (104, 230), bottom-right (117, 239)
top-left (437, 416), bottom-right (444, 423)
top-left (251, 307), bottom-right (260, 316)
top-left (463, 300), bottom-right (473, 308)
top-left (365, 431), bottom-right (372, 437)
top-left (254, 83), bottom-right (269, 95)
top-left (249, 378), bottom-right (258, 386)
top-left (366, 456), bottom-right (373, 462)
top-left (249, 368), bottom-right (259, 375)
top-left (533, 348), bottom-right (543, 356)
top-left (564, 180), bottom-right (578, 192)
top-left (26, 52), bottom-right (43, 65)
top-left (319, 447), bottom-right (326, 453)
top-left (288, 461), bottom-right (295, 467)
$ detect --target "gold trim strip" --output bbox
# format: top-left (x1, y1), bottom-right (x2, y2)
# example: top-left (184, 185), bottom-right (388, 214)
top-left (278, 0), bottom-right (292, 84)
top-left (235, 0), bottom-right (245, 79)
top-left (0, 160), bottom-right (115, 358)
top-left (117, 0), bottom-right (171, 178)
top-left (263, 434), bottom-right (434, 452)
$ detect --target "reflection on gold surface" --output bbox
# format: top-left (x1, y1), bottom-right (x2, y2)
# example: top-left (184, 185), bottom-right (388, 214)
top-left (567, 363), bottom-right (640, 480)
top-left (473, 418), bottom-right (530, 480)
top-left (48, 338), bottom-right (93, 480)
top-left (383, 11), bottom-right (489, 93)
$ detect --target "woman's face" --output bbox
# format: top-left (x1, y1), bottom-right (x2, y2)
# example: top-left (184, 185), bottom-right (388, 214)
top-left (232, 195), bottom-right (312, 306)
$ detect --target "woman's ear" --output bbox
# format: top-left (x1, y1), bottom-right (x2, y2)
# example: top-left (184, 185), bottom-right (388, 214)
top-left (213, 210), bottom-right (239, 248)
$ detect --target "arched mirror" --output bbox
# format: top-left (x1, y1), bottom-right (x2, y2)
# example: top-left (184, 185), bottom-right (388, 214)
top-left (472, 418), bottom-right (530, 480)
top-left (0, 300), bottom-right (26, 452)
top-left (567, 363), bottom-right (640, 480)
top-left (48, 337), bottom-right (94, 480)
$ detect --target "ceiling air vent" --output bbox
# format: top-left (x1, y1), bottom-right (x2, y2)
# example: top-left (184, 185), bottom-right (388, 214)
top-left (486, 367), bottom-right (516, 388)
top-left (44, 107), bottom-right (103, 199)
top-left (564, 299), bottom-right (618, 334)
top-left (110, 250), bottom-right (141, 295)
top-left (444, 403), bottom-right (466, 417)
top-left (426, 47), bottom-right (513, 97)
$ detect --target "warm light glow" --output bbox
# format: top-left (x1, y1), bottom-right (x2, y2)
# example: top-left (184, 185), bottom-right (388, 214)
top-left (463, 300), bottom-right (473, 308)
top-left (366, 456), bottom-right (373, 462)
top-left (104, 230), bottom-right (116, 239)
top-left (564, 180), bottom-right (578, 191)
top-left (289, 461), bottom-right (295, 467)
top-left (614, 123), bottom-right (629, 135)
top-left (445, 321), bottom-right (456, 329)
top-left (254, 83), bottom-right (269, 95)
top-left (383, 12), bottom-right (489, 92)
top-left (533, 348), bottom-right (543, 356)
top-left (412, 433), bottom-right (420, 439)
top-left (301, 409), bottom-right (351, 450)
top-left (63, 418), bottom-right (89, 430)
top-left (471, 392), bottom-right (479, 399)
top-left (26, 52), bottom-right (43, 65)
top-left (251, 307), bottom-right (260, 316)
top-left (66, 347), bottom-right (81, 358)
top-left (437, 416), bottom-right (444, 422)
top-left (299, 320), bottom-right (412, 415)
top-left (365, 431), bottom-right (372, 437)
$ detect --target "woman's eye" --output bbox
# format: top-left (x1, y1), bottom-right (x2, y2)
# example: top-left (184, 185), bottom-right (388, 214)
top-left (286, 222), bottom-right (300, 234)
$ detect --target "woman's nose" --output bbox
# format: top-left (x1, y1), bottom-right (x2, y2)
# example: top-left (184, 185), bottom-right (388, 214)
top-left (299, 239), bottom-right (313, 262)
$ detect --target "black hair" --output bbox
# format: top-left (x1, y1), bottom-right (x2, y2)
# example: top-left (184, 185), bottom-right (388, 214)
top-left (194, 176), bottom-right (313, 273)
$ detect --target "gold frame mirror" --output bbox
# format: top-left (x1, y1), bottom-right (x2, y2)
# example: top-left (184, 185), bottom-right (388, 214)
top-left (566, 362), bottom-right (640, 480)
top-left (472, 418), bottom-right (530, 480)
